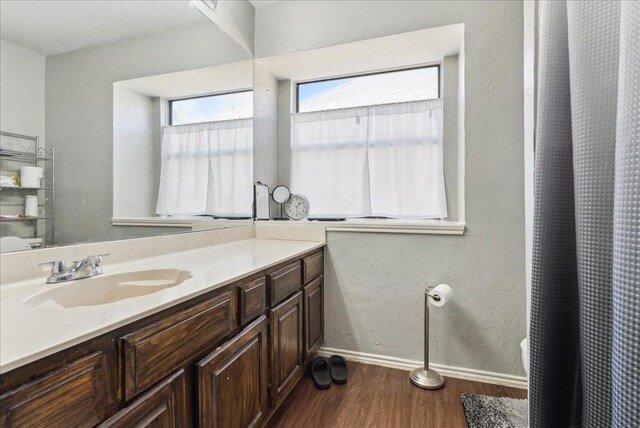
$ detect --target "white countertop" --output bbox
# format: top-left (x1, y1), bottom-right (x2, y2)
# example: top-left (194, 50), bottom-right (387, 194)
top-left (0, 238), bottom-right (324, 374)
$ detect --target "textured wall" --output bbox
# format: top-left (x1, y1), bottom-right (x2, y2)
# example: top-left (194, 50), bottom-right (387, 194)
top-left (0, 40), bottom-right (45, 141)
top-left (0, 40), bottom-right (46, 240)
top-left (112, 86), bottom-right (156, 217)
top-left (253, 61), bottom-right (279, 189)
top-left (45, 22), bottom-right (251, 246)
top-left (256, 1), bottom-right (526, 376)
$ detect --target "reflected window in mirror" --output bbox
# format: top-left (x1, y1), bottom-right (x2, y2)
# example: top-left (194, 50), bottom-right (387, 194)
top-left (169, 90), bottom-right (253, 125)
top-left (158, 90), bottom-right (254, 219)
top-left (290, 66), bottom-right (446, 220)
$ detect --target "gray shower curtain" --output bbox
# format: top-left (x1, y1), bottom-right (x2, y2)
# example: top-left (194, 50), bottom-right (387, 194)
top-left (530, 1), bottom-right (639, 427)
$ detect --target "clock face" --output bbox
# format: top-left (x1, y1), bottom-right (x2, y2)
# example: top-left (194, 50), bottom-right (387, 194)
top-left (284, 194), bottom-right (310, 220)
top-left (272, 185), bottom-right (291, 204)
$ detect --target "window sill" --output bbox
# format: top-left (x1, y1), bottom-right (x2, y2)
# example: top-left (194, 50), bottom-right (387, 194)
top-left (255, 219), bottom-right (465, 235)
top-left (111, 217), bottom-right (252, 229)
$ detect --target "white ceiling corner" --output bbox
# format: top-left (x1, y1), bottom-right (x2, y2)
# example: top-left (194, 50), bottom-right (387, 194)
top-left (249, 0), bottom-right (286, 10)
top-left (0, 0), bottom-right (208, 56)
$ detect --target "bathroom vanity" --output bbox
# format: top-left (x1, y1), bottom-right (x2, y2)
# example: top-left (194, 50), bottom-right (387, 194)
top-left (0, 239), bottom-right (324, 428)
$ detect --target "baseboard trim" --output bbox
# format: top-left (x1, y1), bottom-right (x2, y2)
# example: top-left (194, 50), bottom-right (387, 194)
top-left (317, 346), bottom-right (528, 390)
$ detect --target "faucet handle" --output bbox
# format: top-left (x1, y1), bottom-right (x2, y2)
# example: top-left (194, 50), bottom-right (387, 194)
top-left (39, 260), bottom-right (66, 274)
top-left (87, 254), bottom-right (110, 265)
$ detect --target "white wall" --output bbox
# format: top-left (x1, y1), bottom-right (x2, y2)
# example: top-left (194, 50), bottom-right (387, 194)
top-left (112, 86), bottom-right (156, 217)
top-left (277, 79), bottom-right (292, 188)
top-left (45, 21), bottom-right (251, 245)
top-left (256, 0), bottom-right (526, 377)
top-left (443, 55), bottom-right (460, 222)
top-left (0, 40), bottom-right (46, 243)
top-left (0, 40), bottom-right (45, 142)
top-left (253, 61), bottom-right (279, 217)
top-left (190, 0), bottom-right (255, 55)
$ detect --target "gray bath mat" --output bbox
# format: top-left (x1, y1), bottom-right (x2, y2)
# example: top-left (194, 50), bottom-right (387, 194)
top-left (460, 393), bottom-right (528, 428)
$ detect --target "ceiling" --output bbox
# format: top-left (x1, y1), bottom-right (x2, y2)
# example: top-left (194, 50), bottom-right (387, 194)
top-left (0, 1), bottom-right (207, 56)
top-left (249, 1), bottom-right (286, 9)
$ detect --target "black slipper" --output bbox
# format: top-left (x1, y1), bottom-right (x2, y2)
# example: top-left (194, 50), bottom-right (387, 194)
top-left (309, 357), bottom-right (331, 389)
top-left (329, 355), bottom-right (348, 384)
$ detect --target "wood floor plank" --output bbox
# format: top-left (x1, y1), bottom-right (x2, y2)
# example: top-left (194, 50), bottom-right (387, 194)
top-left (266, 362), bottom-right (527, 428)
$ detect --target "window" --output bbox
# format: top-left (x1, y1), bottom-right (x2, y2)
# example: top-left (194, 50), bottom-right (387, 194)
top-left (290, 66), bottom-right (446, 220)
top-left (296, 66), bottom-right (439, 113)
top-left (158, 90), bottom-right (254, 217)
top-left (169, 90), bottom-right (253, 125)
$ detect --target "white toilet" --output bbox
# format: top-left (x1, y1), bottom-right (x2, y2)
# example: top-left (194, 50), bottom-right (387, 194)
top-left (521, 338), bottom-right (530, 376)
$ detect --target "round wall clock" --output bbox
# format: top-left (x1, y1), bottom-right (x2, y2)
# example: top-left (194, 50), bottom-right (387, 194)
top-left (283, 194), bottom-right (310, 220)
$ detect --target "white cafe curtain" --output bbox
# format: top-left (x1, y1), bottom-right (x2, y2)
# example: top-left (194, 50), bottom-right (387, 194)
top-left (290, 99), bottom-right (447, 218)
top-left (156, 119), bottom-right (253, 217)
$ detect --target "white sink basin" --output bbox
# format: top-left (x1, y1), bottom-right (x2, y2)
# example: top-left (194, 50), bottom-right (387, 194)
top-left (23, 269), bottom-right (192, 309)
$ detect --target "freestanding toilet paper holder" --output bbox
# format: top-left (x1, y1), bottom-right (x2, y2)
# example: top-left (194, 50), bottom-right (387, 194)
top-left (409, 286), bottom-right (445, 389)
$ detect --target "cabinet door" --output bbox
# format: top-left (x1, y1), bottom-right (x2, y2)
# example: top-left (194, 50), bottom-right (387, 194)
top-left (197, 316), bottom-right (268, 428)
top-left (98, 370), bottom-right (187, 428)
top-left (269, 291), bottom-right (304, 408)
top-left (304, 275), bottom-right (324, 360)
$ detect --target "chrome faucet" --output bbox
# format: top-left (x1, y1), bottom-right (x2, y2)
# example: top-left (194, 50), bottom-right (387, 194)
top-left (39, 254), bottom-right (109, 284)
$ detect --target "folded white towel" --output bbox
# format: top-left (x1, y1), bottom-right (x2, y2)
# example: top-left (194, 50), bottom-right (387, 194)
top-left (0, 176), bottom-right (20, 186)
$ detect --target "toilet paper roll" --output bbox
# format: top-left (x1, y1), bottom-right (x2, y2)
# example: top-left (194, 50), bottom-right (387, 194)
top-left (20, 166), bottom-right (43, 188)
top-left (428, 283), bottom-right (453, 307)
top-left (25, 195), bottom-right (38, 218)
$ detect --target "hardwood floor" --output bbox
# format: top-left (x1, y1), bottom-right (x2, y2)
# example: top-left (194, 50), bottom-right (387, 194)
top-left (266, 362), bottom-right (527, 428)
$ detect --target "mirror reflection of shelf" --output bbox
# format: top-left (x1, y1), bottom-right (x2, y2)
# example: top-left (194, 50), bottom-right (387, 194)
top-left (0, 147), bottom-right (53, 163)
top-left (0, 152), bottom-right (53, 163)
top-left (0, 187), bottom-right (54, 191)
top-left (0, 217), bottom-right (54, 222)
top-left (0, 131), bottom-right (56, 247)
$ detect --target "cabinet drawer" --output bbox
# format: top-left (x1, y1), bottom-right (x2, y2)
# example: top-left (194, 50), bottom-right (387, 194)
top-left (269, 261), bottom-right (302, 306)
top-left (122, 291), bottom-right (235, 400)
top-left (238, 277), bottom-right (266, 326)
top-left (0, 352), bottom-right (114, 428)
top-left (98, 370), bottom-right (187, 428)
top-left (303, 251), bottom-right (323, 284)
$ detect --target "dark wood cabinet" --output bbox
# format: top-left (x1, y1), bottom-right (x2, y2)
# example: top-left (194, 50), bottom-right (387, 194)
top-left (98, 370), bottom-right (187, 428)
top-left (304, 275), bottom-right (324, 360)
top-left (0, 247), bottom-right (324, 428)
top-left (269, 291), bottom-right (304, 408)
top-left (0, 351), bottom-right (114, 428)
top-left (197, 316), bottom-right (268, 428)
top-left (121, 291), bottom-right (236, 400)
top-left (302, 251), bottom-right (323, 284)
top-left (238, 277), bottom-right (267, 326)
top-left (268, 261), bottom-right (302, 306)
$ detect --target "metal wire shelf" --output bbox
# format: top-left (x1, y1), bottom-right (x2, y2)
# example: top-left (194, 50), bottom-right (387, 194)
top-left (0, 217), bottom-right (54, 222)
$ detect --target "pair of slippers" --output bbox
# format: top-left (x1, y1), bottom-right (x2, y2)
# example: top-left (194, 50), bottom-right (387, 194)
top-left (309, 355), bottom-right (347, 389)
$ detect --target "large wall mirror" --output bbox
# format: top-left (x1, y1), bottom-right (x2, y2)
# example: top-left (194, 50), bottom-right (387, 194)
top-left (0, 0), bottom-right (254, 252)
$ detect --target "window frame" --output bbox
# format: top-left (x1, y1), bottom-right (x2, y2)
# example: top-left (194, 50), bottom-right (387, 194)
top-left (294, 64), bottom-right (441, 114)
top-left (167, 89), bottom-right (253, 126)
